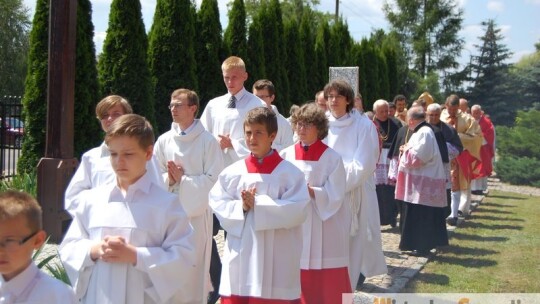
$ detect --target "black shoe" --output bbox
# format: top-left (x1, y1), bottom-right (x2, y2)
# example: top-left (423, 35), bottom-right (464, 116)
top-left (207, 291), bottom-right (220, 304)
top-left (471, 190), bottom-right (483, 195)
top-left (409, 249), bottom-right (430, 257)
top-left (357, 273), bottom-right (366, 287)
top-left (446, 217), bottom-right (458, 226)
top-left (457, 210), bottom-right (464, 217)
top-left (390, 218), bottom-right (397, 228)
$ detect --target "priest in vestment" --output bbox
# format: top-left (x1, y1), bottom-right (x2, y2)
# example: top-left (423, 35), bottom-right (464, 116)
top-left (396, 106), bottom-right (448, 255)
top-left (470, 105), bottom-right (495, 194)
top-left (440, 95), bottom-right (483, 217)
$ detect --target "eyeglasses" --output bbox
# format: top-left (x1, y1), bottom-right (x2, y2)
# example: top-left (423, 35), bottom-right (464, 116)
top-left (168, 103), bottom-right (191, 109)
top-left (256, 95), bottom-right (272, 99)
top-left (296, 122), bottom-right (314, 130)
top-left (326, 94), bottom-right (344, 100)
top-left (0, 231), bottom-right (38, 252)
top-left (99, 112), bottom-right (123, 121)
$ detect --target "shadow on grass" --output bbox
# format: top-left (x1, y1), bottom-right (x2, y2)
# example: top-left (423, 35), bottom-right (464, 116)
top-left (473, 207), bottom-right (515, 215)
top-left (438, 245), bottom-right (498, 256)
top-left (433, 255), bottom-right (497, 268)
top-left (407, 272), bottom-right (450, 287)
top-left (485, 195), bottom-right (526, 201)
top-left (472, 214), bottom-right (524, 222)
top-left (461, 221), bottom-right (523, 230)
top-left (451, 232), bottom-right (509, 242)
top-left (481, 202), bottom-right (517, 208)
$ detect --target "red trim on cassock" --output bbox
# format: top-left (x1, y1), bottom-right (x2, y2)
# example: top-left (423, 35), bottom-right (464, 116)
top-left (245, 150), bottom-right (283, 174)
top-left (220, 296), bottom-right (301, 304)
top-left (300, 267), bottom-right (352, 304)
top-left (456, 150), bottom-right (481, 181)
top-left (294, 140), bottom-right (328, 161)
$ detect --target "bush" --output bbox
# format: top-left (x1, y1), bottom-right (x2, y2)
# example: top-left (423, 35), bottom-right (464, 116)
top-left (0, 172), bottom-right (37, 196)
top-left (495, 156), bottom-right (540, 187)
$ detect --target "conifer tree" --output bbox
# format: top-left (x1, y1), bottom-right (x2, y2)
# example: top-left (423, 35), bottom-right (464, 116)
top-left (223, 0), bottom-right (247, 59)
top-left (377, 50), bottom-right (390, 100)
top-left (328, 18), bottom-right (353, 66)
top-left (361, 39), bottom-right (379, 109)
top-left (299, 10), bottom-right (318, 98)
top-left (74, 0), bottom-right (101, 158)
top-left (148, 0), bottom-right (197, 132)
top-left (196, 0), bottom-right (223, 110)
top-left (351, 43), bottom-right (367, 100)
top-left (314, 22), bottom-right (330, 89)
top-left (245, 14), bottom-right (266, 91)
top-left (98, 0), bottom-right (155, 127)
top-left (17, 0), bottom-right (48, 174)
top-left (284, 18), bottom-right (307, 104)
top-left (384, 46), bottom-right (399, 97)
top-left (259, 0), bottom-right (290, 113)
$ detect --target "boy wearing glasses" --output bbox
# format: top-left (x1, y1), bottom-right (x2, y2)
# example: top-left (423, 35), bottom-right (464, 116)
top-left (60, 114), bottom-right (197, 303)
top-left (154, 89), bottom-right (224, 303)
top-left (65, 95), bottom-right (162, 215)
top-left (210, 107), bottom-right (309, 303)
top-left (0, 190), bottom-right (76, 303)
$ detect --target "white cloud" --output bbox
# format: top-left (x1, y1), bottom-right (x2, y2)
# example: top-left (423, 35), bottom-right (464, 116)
top-left (487, 1), bottom-right (504, 12)
top-left (512, 49), bottom-right (534, 62)
top-left (525, 0), bottom-right (540, 5)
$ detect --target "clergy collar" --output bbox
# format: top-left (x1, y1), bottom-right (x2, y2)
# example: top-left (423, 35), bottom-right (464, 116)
top-left (413, 121), bottom-right (429, 133)
top-left (295, 140), bottom-right (328, 161)
top-left (245, 149), bottom-right (283, 174)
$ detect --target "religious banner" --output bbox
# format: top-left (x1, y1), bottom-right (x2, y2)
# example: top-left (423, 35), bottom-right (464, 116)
top-left (329, 67), bottom-right (359, 97)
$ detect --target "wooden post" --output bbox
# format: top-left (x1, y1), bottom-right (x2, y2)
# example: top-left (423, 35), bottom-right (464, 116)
top-left (37, 0), bottom-right (78, 243)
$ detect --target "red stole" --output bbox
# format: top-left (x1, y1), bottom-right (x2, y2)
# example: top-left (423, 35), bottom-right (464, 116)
top-left (245, 150), bottom-right (283, 174)
top-left (294, 140), bottom-right (328, 161)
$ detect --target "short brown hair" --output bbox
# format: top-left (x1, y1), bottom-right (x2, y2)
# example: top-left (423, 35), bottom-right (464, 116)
top-left (171, 88), bottom-right (200, 116)
top-left (323, 80), bottom-right (355, 113)
top-left (95, 95), bottom-right (133, 120)
top-left (446, 94), bottom-right (460, 107)
top-left (0, 190), bottom-right (42, 232)
top-left (244, 107), bottom-right (278, 135)
top-left (105, 114), bottom-right (154, 150)
top-left (252, 79), bottom-right (275, 96)
top-left (222, 56), bottom-right (246, 71)
top-left (291, 103), bottom-right (328, 140)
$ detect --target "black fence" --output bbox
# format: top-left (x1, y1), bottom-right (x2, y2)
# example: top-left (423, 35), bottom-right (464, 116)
top-left (0, 96), bottom-right (23, 179)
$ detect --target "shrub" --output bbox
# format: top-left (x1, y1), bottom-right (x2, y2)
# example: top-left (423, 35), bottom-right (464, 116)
top-left (495, 156), bottom-right (540, 187)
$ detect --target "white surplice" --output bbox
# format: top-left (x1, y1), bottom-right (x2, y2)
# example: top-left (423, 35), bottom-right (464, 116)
top-left (280, 141), bottom-right (348, 270)
top-left (59, 172), bottom-right (197, 304)
top-left (64, 143), bottom-right (163, 215)
top-left (323, 112), bottom-right (388, 289)
top-left (270, 105), bottom-right (295, 151)
top-left (0, 263), bottom-right (76, 304)
top-left (153, 120), bottom-right (224, 303)
top-left (200, 88), bottom-right (266, 166)
top-left (209, 153), bottom-right (310, 300)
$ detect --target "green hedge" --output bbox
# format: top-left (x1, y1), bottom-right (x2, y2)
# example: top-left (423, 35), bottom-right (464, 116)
top-left (495, 156), bottom-right (540, 187)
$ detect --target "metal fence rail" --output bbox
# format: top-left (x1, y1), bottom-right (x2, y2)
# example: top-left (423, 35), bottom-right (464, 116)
top-left (1, 96), bottom-right (23, 179)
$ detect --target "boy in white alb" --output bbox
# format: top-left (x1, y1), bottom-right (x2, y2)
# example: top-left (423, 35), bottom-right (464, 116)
top-left (280, 103), bottom-right (351, 304)
top-left (0, 190), bottom-right (76, 303)
top-left (64, 95), bottom-right (162, 215)
top-left (209, 107), bottom-right (310, 304)
top-left (153, 89), bottom-right (224, 303)
top-left (59, 114), bottom-right (197, 304)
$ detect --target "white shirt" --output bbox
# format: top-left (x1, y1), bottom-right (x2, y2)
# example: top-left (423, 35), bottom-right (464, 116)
top-left (0, 263), bottom-right (76, 303)
top-left (200, 88), bottom-right (266, 166)
top-left (270, 105), bottom-right (294, 151)
top-left (59, 172), bottom-right (197, 304)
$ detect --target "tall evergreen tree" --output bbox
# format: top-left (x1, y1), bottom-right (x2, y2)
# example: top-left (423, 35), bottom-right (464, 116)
top-left (196, 0), bottom-right (223, 110)
top-left (299, 10), bottom-right (318, 99)
top-left (245, 14), bottom-right (266, 91)
top-left (74, 0), bottom-right (101, 158)
top-left (377, 50), bottom-right (390, 101)
top-left (259, 0), bottom-right (290, 113)
top-left (351, 43), bottom-right (367, 101)
top-left (284, 18), bottom-right (307, 106)
top-left (0, 0), bottom-right (30, 96)
top-left (361, 39), bottom-right (379, 109)
top-left (148, 0), bottom-right (197, 132)
top-left (384, 46), bottom-right (399, 97)
top-left (314, 22), bottom-right (330, 90)
top-left (468, 19), bottom-right (513, 125)
top-left (17, 0), bottom-right (48, 174)
top-left (328, 18), bottom-right (353, 66)
top-left (223, 0), bottom-right (247, 59)
top-left (383, 0), bottom-right (464, 80)
top-left (98, 0), bottom-right (155, 127)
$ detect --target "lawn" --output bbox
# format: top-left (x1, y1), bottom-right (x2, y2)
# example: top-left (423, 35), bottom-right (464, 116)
top-left (402, 190), bottom-right (540, 293)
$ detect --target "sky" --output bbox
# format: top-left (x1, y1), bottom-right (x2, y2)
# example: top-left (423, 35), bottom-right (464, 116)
top-left (23, 0), bottom-right (540, 68)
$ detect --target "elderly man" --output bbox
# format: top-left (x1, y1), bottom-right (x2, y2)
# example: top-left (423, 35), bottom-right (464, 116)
top-left (470, 105), bottom-right (495, 195)
top-left (426, 103), bottom-right (464, 226)
top-left (459, 98), bottom-right (470, 114)
top-left (396, 106), bottom-right (448, 256)
top-left (441, 95), bottom-right (483, 218)
top-left (372, 99), bottom-right (402, 227)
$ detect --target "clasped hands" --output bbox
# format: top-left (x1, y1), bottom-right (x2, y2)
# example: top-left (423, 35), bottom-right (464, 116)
top-left (90, 235), bottom-right (137, 265)
top-left (241, 188), bottom-right (256, 212)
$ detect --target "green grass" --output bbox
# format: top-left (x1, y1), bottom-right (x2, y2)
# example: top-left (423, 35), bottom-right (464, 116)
top-left (402, 190), bottom-right (540, 293)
